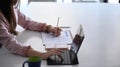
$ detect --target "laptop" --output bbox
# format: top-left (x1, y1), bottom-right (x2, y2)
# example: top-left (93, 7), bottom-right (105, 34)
top-left (47, 25), bottom-right (85, 65)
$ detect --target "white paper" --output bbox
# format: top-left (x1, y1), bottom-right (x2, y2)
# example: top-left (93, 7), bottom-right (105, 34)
top-left (45, 44), bottom-right (68, 49)
top-left (41, 30), bottom-right (72, 48)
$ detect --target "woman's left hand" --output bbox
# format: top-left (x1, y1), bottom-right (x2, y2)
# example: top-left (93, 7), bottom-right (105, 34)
top-left (41, 48), bottom-right (63, 60)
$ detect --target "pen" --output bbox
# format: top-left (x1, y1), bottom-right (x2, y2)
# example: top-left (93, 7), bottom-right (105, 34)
top-left (56, 17), bottom-right (60, 27)
top-left (56, 17), bottom-right (70, 28)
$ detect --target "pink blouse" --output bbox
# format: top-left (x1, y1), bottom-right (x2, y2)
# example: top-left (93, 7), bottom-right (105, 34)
top-left (0, 8), bottom-right (45, 56)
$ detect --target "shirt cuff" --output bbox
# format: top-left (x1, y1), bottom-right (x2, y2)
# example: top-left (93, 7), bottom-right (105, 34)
top-left (22, 45), bottom-right (32, 57)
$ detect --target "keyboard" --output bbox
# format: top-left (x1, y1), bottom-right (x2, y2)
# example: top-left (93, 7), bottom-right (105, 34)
top-left (49, 50), bottom-right (72, 64)
top-left (47, 50), bottom-right (79, 65)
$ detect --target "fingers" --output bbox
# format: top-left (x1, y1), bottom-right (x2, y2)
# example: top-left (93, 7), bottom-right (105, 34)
top-left (57, 54), bottom-right (63, 61)
top-left (43, 48), bottom-right (63, 60)
top-left (42, 24), bottom-right (62, 36)
top-left (53, 27), bottom-right (62, 36)
top-left (48, 48), bottom-right (63, 56)
top-left (51, 48), bottom-right (63, 54)
top-left (50, 49), bottom-right (63, 61)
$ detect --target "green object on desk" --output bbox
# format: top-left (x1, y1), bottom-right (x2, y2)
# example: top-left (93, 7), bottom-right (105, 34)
top-left (28, 56), bottom-right (41, 62)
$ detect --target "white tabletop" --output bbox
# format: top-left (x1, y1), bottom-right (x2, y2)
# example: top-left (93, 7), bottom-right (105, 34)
top-left (1, 2), bottom-right (120, 67)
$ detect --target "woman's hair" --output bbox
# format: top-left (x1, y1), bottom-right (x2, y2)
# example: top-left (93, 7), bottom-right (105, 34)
top-left (0, 0), bottom-right (18, 35)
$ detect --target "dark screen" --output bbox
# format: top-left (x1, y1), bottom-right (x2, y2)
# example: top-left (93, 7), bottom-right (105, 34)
top-left (70, 34), bottom-right (84, 54)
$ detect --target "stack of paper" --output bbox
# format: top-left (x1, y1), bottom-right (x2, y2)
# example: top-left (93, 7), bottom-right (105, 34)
top-left (45, 44), bottom-right (69, 50)
top-left (41, 30), bottom-right (72, 50)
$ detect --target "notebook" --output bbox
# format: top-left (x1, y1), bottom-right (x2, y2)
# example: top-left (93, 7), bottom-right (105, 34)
top-left (47, 25), bottom-right (85, 65)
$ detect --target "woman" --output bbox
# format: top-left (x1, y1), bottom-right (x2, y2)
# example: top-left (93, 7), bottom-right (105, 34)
top-left (0, 0), bottom-right (62, 59)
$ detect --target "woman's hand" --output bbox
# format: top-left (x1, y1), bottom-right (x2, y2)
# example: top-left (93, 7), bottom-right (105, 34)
top-left (50, 27), bottom-right (62, 36)
top-left (41, 49), bottom-right (63, 60)
top-left (26, 48), bottom-right (63, 60)
top-left (42, 23), bottom-right (62, 36)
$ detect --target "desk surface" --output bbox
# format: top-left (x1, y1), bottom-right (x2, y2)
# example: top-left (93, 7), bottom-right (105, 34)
top-left (1, 3), bottom-right (120, 67)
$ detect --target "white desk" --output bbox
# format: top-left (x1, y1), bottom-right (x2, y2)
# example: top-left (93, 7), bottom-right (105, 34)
top-left (1, 3), bottom-right (120, 67)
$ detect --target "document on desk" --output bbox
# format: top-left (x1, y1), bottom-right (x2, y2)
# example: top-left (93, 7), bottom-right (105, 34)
top-left (41, 30), bottom-right (72, 49)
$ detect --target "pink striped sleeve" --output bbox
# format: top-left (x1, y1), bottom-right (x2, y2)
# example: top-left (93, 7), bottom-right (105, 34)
top-left (17, 9), bottom-right (45, 31)
top-left (0, 21), bottom-right (30, 56)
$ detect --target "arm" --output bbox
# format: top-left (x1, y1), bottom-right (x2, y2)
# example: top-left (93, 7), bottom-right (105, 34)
top-left (26, 48), bottom-right (62, 60)
top-left (0, 21), bottom-right (30, 56)
top-left (17, 9), bottom-right (61, 36)
top-left (17, 9), bottom-right (43, 31)
top-left (0, 21), bottom-right (61, 59)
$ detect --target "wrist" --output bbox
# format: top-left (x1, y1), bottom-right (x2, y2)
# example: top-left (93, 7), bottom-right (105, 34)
top-left (46, 25), bottom-right (52, 33)
top-left (41, 23), bottom-right (47, 32)
top-left (40, 52), bottom-right (48, 60)
top-left (48, 26), bottom-right (54, 33)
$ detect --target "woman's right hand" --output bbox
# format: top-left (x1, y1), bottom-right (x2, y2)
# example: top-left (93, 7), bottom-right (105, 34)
top-left (41, 23), bottom-right (62, 36)
top-left (41, 49), bottom-right (63, 60)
